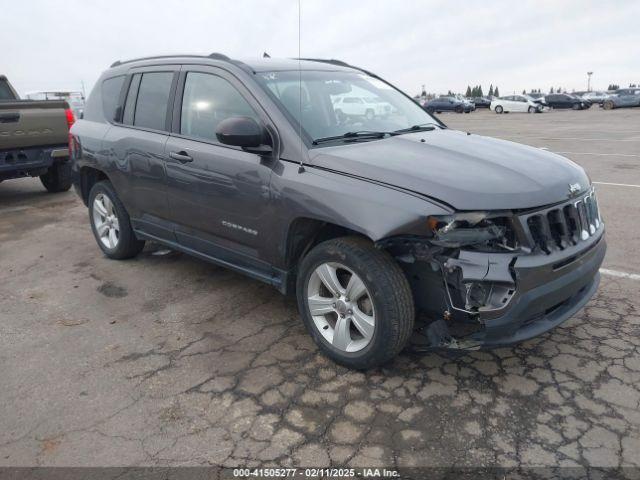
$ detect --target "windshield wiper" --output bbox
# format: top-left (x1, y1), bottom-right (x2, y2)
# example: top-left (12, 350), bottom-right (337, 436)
top-left (391, 123), bottom-right (439, 135)
top-left (312, 131), bottom-right (390, 145)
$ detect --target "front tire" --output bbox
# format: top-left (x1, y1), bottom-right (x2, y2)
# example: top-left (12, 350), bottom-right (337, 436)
top-left (296, 236), bottom-right (414, 369)
top-left (495, 105), bottom-right (504, 114)
top-left (40, 161), bottom-right (72, 193)
top-left (528, 106), bottom-right (536, 113)
top-left (88, 181), bottom-right (145, 259)
top-left (455, 105), bottom-right (464, 113)
top-left (603, 100), bottom-right (614, 110)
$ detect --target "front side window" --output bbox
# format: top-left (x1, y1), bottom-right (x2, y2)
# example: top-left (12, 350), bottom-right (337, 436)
top-left (101, 76), bottom-right (125, 122)
top-left (180, 72), bottom-right (259, 142)
top-left (255, 70), bottom-right (438, 143)
top-left (133, 72), bottom-right (173, 130)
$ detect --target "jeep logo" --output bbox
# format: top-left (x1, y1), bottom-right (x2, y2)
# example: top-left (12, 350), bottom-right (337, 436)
top-left (568, 183), bottom-right (582, 197)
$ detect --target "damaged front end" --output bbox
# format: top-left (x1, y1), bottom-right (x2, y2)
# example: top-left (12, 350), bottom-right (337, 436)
top-left (378, 211), bottom-right (521, 350)
top-left (378, 194), bottom-right (606, 351)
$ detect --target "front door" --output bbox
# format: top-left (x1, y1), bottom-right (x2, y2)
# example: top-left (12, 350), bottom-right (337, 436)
top-left (164, 67), bottom-right (275, 277)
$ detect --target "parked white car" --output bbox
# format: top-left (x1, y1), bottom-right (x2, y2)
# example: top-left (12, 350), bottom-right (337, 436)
top-left (490, 95), bottom-right (542, 114)
top-left (333, 95), bottom-right (392, 119)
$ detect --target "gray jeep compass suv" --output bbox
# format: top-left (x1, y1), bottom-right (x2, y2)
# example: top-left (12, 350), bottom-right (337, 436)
top-left (70, 53), bottom-right (606, 369)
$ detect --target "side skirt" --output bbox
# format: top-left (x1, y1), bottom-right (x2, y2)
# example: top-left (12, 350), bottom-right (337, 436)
top-left (134, 229), bottom-right (288, 294)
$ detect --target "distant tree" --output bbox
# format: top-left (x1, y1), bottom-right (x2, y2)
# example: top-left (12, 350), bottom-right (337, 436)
top-left (522, 89), bottom-right (526, 94)
top-left (630, 83), bottom-right (637, 87)
top-left (478, 85), bottom-right (483, 97)
top-left (466, 86), bottom-right (472, 97)
top-left (494, 86), bottom-right (499, 97)
top-left (607, 84), bottom-right (619, 90)
top-left (550, 87), bottom-right (554, 93)
top-left (488, 84), bottom-right (494, 97)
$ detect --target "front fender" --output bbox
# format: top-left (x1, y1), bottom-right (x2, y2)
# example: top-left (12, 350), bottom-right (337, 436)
top-left (268, 160), bottom-right (452, 267)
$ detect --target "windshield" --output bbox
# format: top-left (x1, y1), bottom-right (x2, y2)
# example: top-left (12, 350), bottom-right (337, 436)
top-left (254, 70), bottom-right (439, 144)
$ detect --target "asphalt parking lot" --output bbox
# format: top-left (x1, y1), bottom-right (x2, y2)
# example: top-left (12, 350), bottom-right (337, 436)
top-left (1, 108), bottom-right (639, 471)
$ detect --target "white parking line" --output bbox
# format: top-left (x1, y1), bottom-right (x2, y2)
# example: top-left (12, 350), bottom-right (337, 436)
top-left (600, 268), bottom-right (640, 281)
top-left (555, 151), bottom-right (640, 157)
top-left (593, 181), bottom-right (640, 188)
top-left (539, 137), bottom-right (640, 142)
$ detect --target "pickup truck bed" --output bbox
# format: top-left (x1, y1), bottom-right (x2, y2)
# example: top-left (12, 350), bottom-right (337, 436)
top-left (0, 75), bottom-right (73, 192)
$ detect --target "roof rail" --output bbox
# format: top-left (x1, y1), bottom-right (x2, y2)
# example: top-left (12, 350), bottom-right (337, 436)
top-left (109, 52), bottom-right (235, 69)
top-left (295, 58), bottom-right (380, 78)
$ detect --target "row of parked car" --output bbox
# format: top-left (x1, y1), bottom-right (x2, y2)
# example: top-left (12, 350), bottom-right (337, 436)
top-left (421, 88), bottom-right (640, 114)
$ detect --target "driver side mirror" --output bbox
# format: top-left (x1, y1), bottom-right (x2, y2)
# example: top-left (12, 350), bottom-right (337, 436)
top-left (215, 116), bottom-right (272, 153)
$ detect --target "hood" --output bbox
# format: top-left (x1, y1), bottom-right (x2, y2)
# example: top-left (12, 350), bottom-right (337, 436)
top-left (308, 129), bottom-right (590, 210)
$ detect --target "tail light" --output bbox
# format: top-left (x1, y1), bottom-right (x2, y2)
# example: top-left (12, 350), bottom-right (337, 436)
top-left (65, 108), bottom-right (75, 129)
top-left (66, 108), bottom-right (76, 159)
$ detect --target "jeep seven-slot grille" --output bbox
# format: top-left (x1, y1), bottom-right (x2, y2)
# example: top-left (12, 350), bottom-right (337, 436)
top-left (523, 190), bottom-right (601, 254)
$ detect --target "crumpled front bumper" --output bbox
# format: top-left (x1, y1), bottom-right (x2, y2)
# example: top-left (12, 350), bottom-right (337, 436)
top-left (467, 231), bottom-right (606, 348)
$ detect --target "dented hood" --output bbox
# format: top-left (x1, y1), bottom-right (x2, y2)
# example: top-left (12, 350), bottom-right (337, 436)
top-left (308, 129), bottom-right (590, 210)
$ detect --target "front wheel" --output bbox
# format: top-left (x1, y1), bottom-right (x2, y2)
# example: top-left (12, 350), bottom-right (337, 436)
top-left (296, 237), bottom-right (415, 369)
top-left (455, 105), bottom-right (464, 113)
top-left (528, 106), bottom-right (536, 113)
top-left (572, 103), bottom-right (581, 110)
top-left (88, 180), bottom-right (145, 259)
top-left (603, 100), bottom-right (614, 110)
top-left (40, 161), bottom-right (72, 193)
top-left (495, 105), bottom-right (504, 114)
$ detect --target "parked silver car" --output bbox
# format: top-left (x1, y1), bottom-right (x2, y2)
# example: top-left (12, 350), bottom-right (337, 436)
top-left (602, 88), bottom-right (640, 110)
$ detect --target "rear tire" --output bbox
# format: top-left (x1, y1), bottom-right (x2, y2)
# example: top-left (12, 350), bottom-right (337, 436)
top-left (88, 180), bottom-right (145, 260)
top-left (455, 105), bottom-right (464, 113)
top-left (603, 100), bottom-right (614, 110)
top-left (296, 236), bottom-right (414, 369)
top-left (40, 161), bottom-right (72, 193)
top-left (495, 105), bottom-right (504, 114)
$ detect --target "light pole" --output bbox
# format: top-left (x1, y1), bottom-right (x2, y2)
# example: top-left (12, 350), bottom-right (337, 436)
top-left (587, 72), bottom-right (593, 92)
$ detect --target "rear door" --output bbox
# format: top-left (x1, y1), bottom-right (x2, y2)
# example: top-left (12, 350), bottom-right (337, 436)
top-left (102, 66), bottom-right (179, 240)
top-left (163, 65), bottom-right (276, 277)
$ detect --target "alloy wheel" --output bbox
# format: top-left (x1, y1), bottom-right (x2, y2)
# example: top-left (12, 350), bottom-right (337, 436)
top-left (306, 262), bottom-right (375, 353)
top-left (92, 193), bottom-right (120, 249)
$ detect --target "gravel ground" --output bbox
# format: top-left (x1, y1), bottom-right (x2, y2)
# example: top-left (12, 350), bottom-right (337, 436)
top-left (1, 107), bottom-right (639, 472)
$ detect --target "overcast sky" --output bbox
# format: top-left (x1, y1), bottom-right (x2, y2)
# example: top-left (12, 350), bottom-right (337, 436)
top-left (3, 0), bottom-right (639, 97)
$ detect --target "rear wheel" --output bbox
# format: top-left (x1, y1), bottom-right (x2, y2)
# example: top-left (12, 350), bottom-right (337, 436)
top-left (40, 161), bottom-right (72, 193)
top-left (426, 107), bottom-right (435, 114)
top-left (88, 181), bottom-right (145, 259)
top-left (296, 236), bottom-right (414, 369)
top-left (603, 100), bottom-right (614, 110)
top-left (495, 105), bottom-right (504, 114)
top-left (455, 105), bottom-right (464, 113)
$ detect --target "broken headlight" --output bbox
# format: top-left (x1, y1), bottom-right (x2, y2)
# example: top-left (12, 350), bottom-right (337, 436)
top-left (427, 212), bottom-right (517, 251)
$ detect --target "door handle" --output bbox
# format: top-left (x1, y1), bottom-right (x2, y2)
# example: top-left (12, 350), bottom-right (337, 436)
top-left (0, 112), bottom-right (20, 123)
top-left (169, 151), bottom-right (193, 163)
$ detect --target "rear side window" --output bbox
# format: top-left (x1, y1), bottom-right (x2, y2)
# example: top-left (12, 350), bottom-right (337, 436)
top-left (0, 80), bottom-right (16, 100)
top-left (180, 72), bottom-right (258, 142)
top-left (101, 76), bottom-right (125, 122)
top-left (133, 72), bottom-right (173, 130)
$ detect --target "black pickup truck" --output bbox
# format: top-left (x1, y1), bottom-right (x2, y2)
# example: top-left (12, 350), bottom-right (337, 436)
top-left (0, 75), bottom-right (74, 192)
